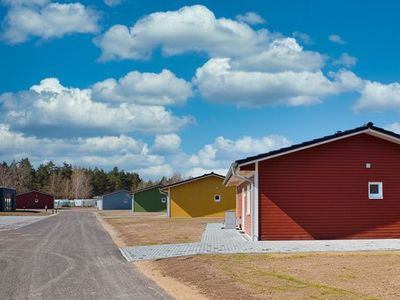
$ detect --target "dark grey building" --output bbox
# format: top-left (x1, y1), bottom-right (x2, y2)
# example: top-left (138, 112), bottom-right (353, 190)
top-left (0, 187), bottom-right (16, 212)
top-left (99, 190), bottom-right (132, 210)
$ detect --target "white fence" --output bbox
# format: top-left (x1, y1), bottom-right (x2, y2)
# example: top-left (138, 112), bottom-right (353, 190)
top-left (54, 199), bottom-right (97, 208)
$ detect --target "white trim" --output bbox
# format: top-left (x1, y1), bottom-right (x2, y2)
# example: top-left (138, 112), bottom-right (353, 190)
top-left (253, 162), bottom-right (259, 241)
top-left (246, 185), bottom-right (251, 216)
top-left (369, 182), bottom-right (383, 199)
top-left (239, 129), bottom-right (400, 168)
top-left (249, 183), bottom-right (254, 239)
top-left (214, 194), bottom-right (221, 202)
top-left (161, 173), bottom-right (225, 191)
top-left (167, 188), bottom-right (171, 217)
top-left (241, 187), bottom-right (245, 232)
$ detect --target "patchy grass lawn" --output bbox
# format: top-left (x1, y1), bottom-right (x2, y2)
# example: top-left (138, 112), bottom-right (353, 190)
top-left (96, 210), bottom-right (221, 247)
top-left (0, 209), bottom-right (51, 216)
top-left (151, 252), bottom-right (400, 300)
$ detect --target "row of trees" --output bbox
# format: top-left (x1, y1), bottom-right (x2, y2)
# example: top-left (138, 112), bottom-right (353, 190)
top-left (0, 158), bottom-right (182, 199)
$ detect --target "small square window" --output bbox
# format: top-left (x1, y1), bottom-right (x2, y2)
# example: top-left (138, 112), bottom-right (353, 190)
top-left (214, 194), bottom-right (221, 202)
top-left (368, 182), bottom-right (383, 199)
top-left (34, 199), bottom-right (39, 203)
top-left (161, 197), bottom-right (167, 203)
top-left (124, 199), bottom-right (128, 203)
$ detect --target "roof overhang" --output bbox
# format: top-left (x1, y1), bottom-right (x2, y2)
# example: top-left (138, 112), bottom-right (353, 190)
top-left (224, 125), bottom-right (400, 186)
top-left (161, 172), bottom-right (225, 191)
top-left (224, 163), bottom-right (255, 186)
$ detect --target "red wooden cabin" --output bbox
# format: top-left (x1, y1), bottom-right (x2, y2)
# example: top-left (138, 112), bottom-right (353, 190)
top-left (225, 122), bottom-right (400, 240)
top-left (16, 191), bottom-right (54, 209)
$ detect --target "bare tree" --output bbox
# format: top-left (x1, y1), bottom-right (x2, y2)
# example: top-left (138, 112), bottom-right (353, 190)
top-left (0, 164), bottom-right (12, 187)
top-left (15, 159), bottom-right (33, 193)
top-left (71, 167), bottom-right (92, 199)
top-left (47, 172), bottom-right (63, 198)
top-left (60, 178), bottom-right (71, 199)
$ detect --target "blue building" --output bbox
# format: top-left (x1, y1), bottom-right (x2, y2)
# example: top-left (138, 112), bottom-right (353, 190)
top-left (98, 190), bottom-right (132, 210)
top-left (0, 187), bottom-right (16, 212)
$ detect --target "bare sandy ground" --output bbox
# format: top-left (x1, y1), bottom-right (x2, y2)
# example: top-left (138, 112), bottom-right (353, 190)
top-left (98, 210), bottom-right (400, 299)
top-left (154, 252), bottom-right (400, 299)
top-left (135, 260), bottom-right (208, 300)
top-left (97, 210), bottom-right (220, 246)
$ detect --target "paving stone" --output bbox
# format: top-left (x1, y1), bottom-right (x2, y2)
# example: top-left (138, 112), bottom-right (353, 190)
top-left (120, 222), bottom-right (400, 261)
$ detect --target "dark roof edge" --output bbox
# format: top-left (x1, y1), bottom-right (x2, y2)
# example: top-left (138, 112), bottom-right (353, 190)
top-left (102, 189), bottom-right (131, 197)
top-left (235, 122), bottom-right (400, 166)
top-left (16, 190), bottom-right (54, 197)
top-left (132, 184), bottom-right (164, 194)
top-left (161, 172), bottom-right (225, 190)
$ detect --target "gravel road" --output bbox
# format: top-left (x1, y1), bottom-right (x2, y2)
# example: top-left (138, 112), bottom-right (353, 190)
top-left (0, 211), bottom-right (171, 300)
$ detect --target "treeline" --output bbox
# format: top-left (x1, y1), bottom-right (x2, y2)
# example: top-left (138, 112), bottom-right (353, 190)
top-left (0, 158), bottom-right (182, 199)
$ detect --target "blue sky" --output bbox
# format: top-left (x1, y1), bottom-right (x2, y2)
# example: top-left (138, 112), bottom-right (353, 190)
top-left (1, 0), bottom-right (400, 178)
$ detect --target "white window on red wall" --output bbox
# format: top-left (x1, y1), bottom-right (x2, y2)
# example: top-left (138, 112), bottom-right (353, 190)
top-left (369, 182), bottom-right (383, 199)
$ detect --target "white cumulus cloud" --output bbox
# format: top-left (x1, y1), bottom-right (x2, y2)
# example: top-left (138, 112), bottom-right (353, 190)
top-left (0, 77), bottom-right (193, 134)
top-left (194, 58), bottom-right (356, 107)
top-left (91, 69), bottom-right (192, 105)
top-left (1, 0), bottom-right (100, 44)
top-left (0, 124), bottom-right (294, 180)
top-left (231, 37), bottom-right (325, 73)
top-left (0, 123), bottom-right (151, 167)
top-left (185, 134), bottom-right (291, 177)
top-left (353, 81), bottom-right (400, 112)
top-left (152, 134), bottom-right (181, 154)
top-left (95, 5), bottom-right (269, 61)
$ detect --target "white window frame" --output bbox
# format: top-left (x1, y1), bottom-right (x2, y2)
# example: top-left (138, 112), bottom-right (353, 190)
top-left (368, 182), bottom-right (383, 199)
top-left (161, 197), bottom-right (167, 203)
top-left (246, 185), bottom-right (251, 215)
top-left (123, 199), bottom-right (128, 203)
top-left (34, 198), bottom-right (39, 203)
top-left (214, 194), bottom-right (221, 203)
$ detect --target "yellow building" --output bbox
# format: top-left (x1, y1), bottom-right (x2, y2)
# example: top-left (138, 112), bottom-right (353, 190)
top-left (161, 173), bottom-right (236, 218)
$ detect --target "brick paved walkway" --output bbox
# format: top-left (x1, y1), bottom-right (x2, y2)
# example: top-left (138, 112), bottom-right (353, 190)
top-left (120, 223), bottom-right (400, 261)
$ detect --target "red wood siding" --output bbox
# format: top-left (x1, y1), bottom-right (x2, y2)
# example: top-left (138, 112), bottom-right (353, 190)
top-left (16, 191), bottom-right (54, 209)
top-left (259, 133), bottom-right (400, 240)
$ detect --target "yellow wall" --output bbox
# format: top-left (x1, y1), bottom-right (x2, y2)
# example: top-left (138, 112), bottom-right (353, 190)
top-left (170, 175), bottom-right (236, 218)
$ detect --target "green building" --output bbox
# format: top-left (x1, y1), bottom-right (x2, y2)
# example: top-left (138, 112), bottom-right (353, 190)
top-left (132, 184), bottom-right (167, 212)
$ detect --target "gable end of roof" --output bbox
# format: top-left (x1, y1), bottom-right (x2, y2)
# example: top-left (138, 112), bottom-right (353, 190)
top-left (236, 122), bottom-right (400, 166)
top-left (161, 172), bottom-right (225, 190)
